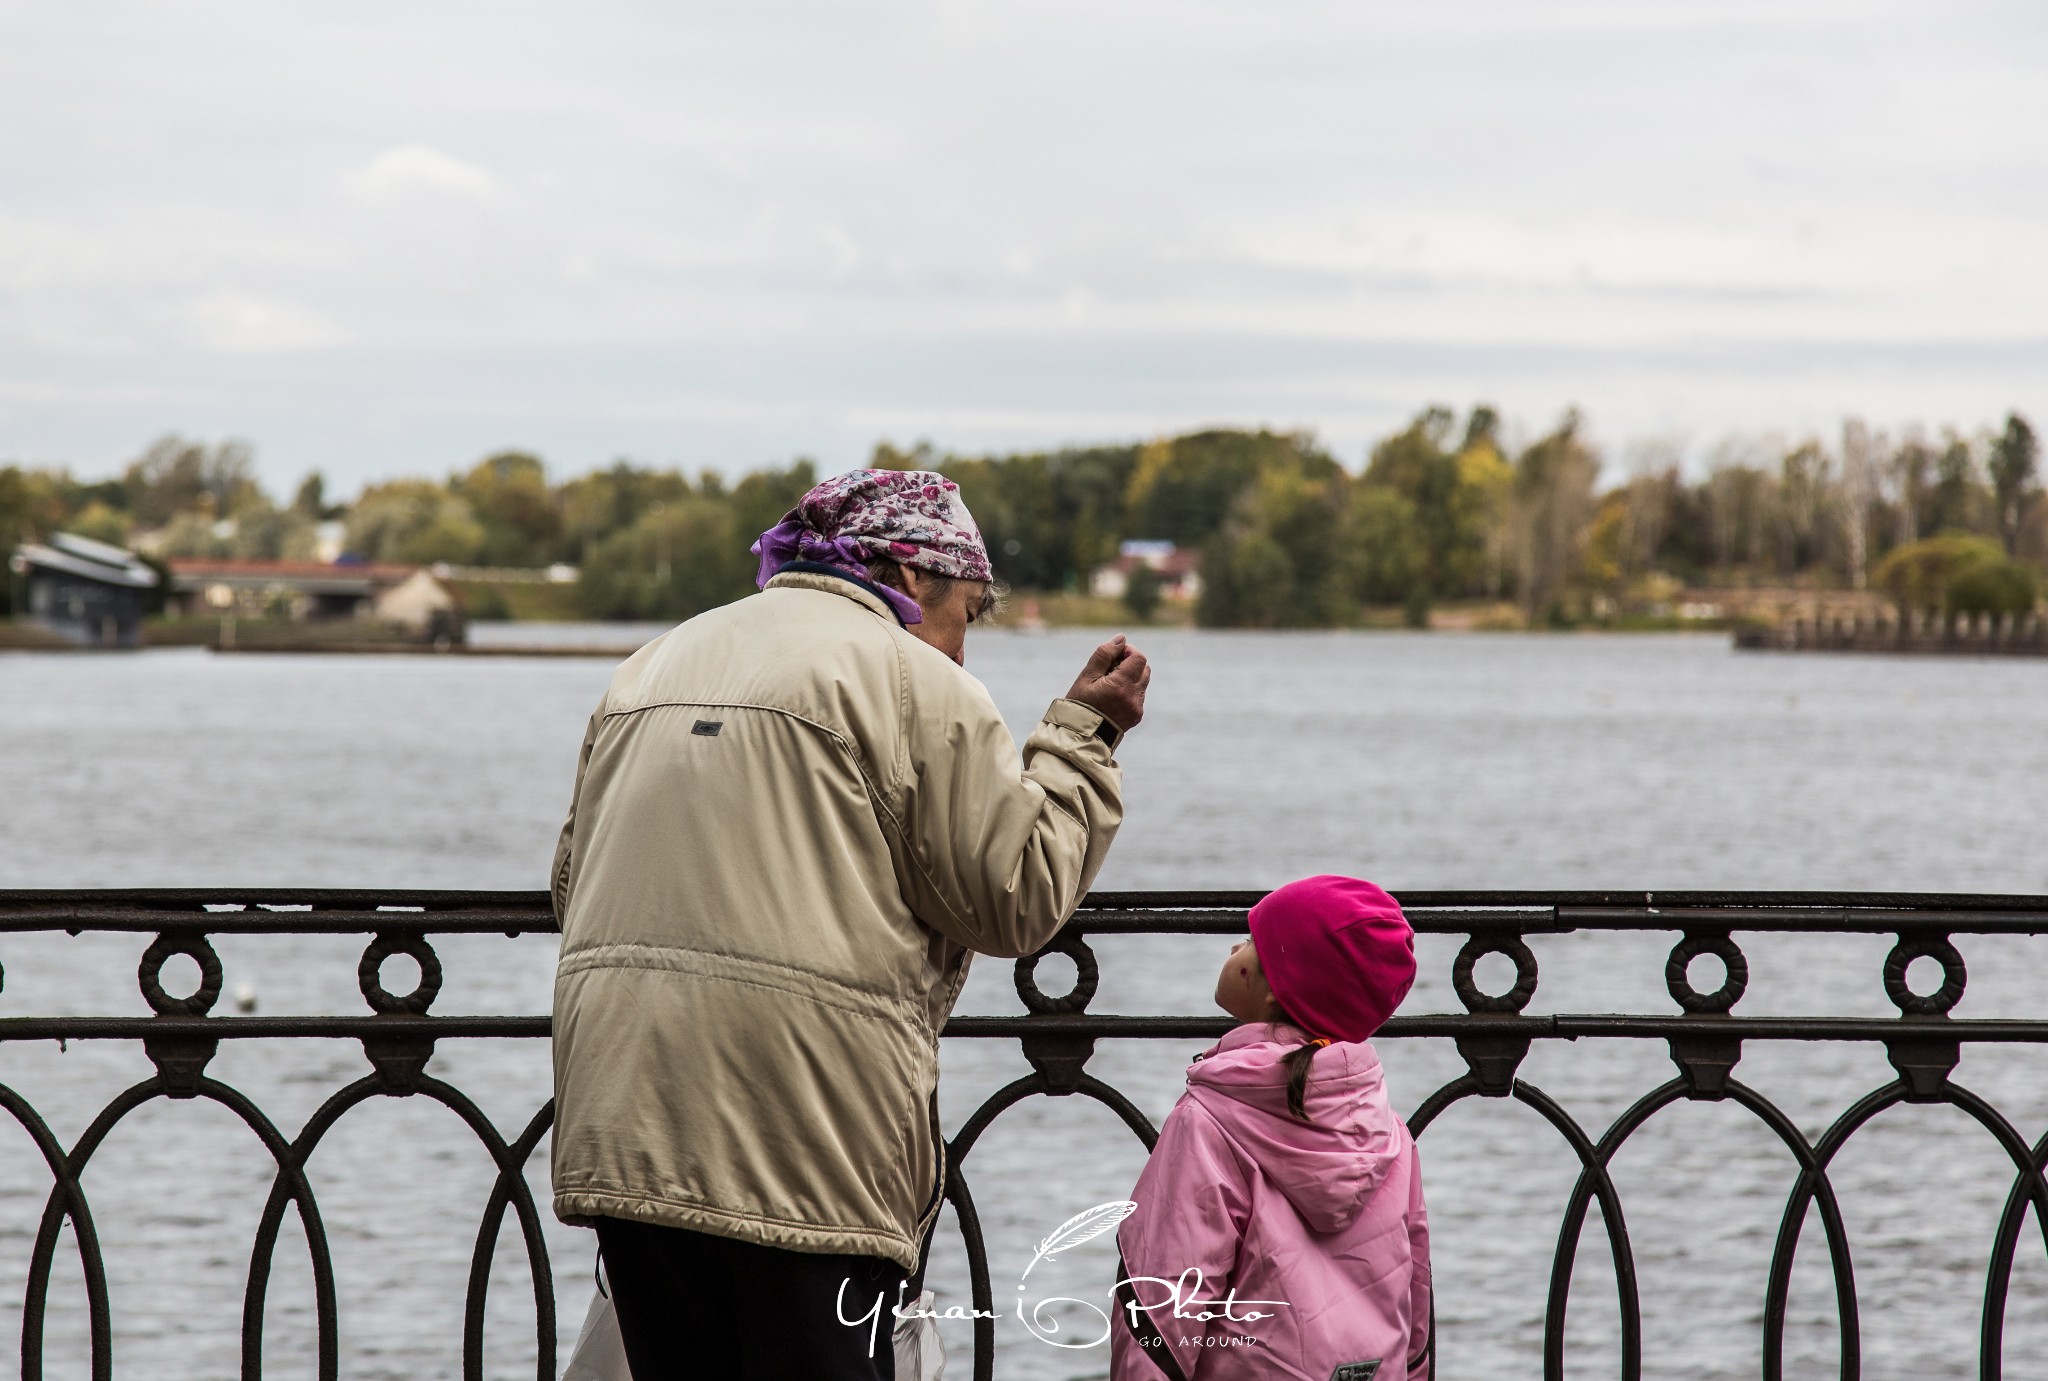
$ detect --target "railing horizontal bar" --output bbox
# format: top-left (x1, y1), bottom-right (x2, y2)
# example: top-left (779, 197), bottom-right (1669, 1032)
top-left (1072, 892), bottom-right (1268, 909)
top-left (0, 1016), bottom-right (551, 1039)
top-left (3, 891), bottom-right (2046, 945)
top-left (1074, 907), bottom-right (2048, 936)
top-left (0, 888), bottom-right (553, 911)
top-left (9, 1013), bottom-right (2042, 1043)
top-left (1067, 912), bottom-right (1251, 933)
top-left (1555, 906), bottom-right (2048, 933)
top-left (1074, 908), bottom-right (1567, 934)
top-left (0, 909), bottom-right (558, 935)
top-left (1392, 890), bottom-right (2048, 910)
top-left (955, 1014), bottom-right (2048, 1041)
top-left (1534, 1015), bottom-right (2035, 1039)
top-left (1064, 907), bottom-right (2048, 935)
top-left (1079, 889), bottom-right (2048, 911)
top-left (10, 904), bottom-right (2048, 937)
top-left (10, 888), bottom-right (2047, 914)
top-left (945, 1015), bottom-right (1237, 1038)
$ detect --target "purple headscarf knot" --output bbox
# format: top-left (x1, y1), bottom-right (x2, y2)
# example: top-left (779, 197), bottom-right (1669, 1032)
top-left (750, 469), bottom-right (993, 625)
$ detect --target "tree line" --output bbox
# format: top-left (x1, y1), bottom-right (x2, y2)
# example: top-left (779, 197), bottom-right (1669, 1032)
top-left (1, 406), bottom-right (2039, 626)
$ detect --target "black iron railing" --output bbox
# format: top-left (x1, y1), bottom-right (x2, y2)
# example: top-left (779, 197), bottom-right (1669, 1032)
top-left (3, 889), bottom-right (2048, 1380)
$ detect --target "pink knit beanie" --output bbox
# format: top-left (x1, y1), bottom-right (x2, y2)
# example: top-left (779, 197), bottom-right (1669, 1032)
top-left (1248, 876), bottom-right (1416, 1042)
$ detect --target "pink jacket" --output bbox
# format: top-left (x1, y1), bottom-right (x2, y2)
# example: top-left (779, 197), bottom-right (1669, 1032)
top-left (1111, 1024), bottom-right (1431, 1381)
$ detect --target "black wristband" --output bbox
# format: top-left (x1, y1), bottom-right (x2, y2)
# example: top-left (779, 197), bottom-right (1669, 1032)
top-left (1093, 716), bottom-right (1122, 750)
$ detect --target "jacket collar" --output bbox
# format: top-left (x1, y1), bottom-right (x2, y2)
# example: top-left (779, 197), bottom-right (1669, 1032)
top-left (1200, 1020), bottom-right (1314, 1060)
top-left (765, 564), bottom-right (906, 626)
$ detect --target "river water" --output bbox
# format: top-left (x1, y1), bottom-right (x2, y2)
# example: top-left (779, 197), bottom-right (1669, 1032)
top-left (4, 629), bottom-right (2048, 1379)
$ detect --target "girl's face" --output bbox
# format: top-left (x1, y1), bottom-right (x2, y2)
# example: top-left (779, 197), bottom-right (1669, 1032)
top-left (1215, 937), bottom-right (1281, 1023)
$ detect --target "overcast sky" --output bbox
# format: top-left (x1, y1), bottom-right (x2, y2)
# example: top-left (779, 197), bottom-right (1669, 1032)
top-left (2, 0), bottom-right (2043, 494)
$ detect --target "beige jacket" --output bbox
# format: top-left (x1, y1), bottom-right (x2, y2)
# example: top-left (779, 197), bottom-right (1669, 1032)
top-left (549, 569), bottom-right (1124, 1269)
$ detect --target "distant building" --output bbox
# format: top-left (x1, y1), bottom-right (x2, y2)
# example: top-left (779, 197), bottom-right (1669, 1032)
top-left (369, 569), bottom-right (467, 640)
top-left (430, 562), bottom-right (581, 585)
top-left (9, 532), bottom-right (160, 647)
top-left (166, 560), bottom-right (465, 640)
top-left (1089, 540), bottom-right (1203, 602)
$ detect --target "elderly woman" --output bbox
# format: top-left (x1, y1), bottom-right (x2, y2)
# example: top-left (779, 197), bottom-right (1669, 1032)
top-left (550, 469), bottom-right (1147, 1380)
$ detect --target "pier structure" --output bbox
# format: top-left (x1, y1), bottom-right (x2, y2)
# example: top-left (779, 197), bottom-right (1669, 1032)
top-left (1736, 609), bottom-right (2048, 655)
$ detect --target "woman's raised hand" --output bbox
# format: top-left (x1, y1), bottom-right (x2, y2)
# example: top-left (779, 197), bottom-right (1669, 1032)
top-left (1065, 635), bottom-right (1151, 732)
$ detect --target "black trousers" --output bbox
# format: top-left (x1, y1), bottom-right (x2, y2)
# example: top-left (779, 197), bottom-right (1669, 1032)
top-left (594, 1217), bottom-right (910, 1381)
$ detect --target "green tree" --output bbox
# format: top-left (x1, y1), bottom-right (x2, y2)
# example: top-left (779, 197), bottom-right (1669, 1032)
top-left (1947, 557), bottom-right (2037, 617)
top-left (1773, 441), bottom-right (1834, 573)
top-left (1888, 437), bottom-right (1938, 543)
top-left (728, 461), bottom-right (820, 556)
top-left (558, 463), bottom-right (693, 564)
top-left (1122, 564), bottom-right (1163, 622)
top-left (1874, 534), bottom-right (2036, 617)
top-left (230, 504), bottom-right (319, 560)
top-left (1126, 431), bottom-right (1335, 549)
top-left (456, 452), bottom-right (563, 567)
top-left (122, 435), bottom-right (262, 528)
top-left (1196, 464), bottom-right (1349, 628)
top-left (292, 472), bottom-right (328, 519)
top-left (345, 480), bottom-right (486, 565)
top-left (66, 500), bottom-right (132, 548)
top-left (1453, 435), bottom-right (1515, 596)
top-left (943, 445), bottom-right (1137, 591)
top-left (1198, 529), bottom-right (1294, 628)
top-left (1510, 413), bottom-right (1600, 624)
top-left (1362, 408), bottom-right (1459, 597)
top-left (577, 495), bottom-right (749, 621)
top-left (1358, 406), bottom-right (1516, 601)
top-left (869, 440), bottom-right (939, 472)
top-left (1928, 435), bottom-right (1983, 536)
top-left (1343, 486), bottom-right (1425, 605)
top-left (1988, 413), bottom-right (2039, 555)
top-left (0, 466), bottom-right (68, 552)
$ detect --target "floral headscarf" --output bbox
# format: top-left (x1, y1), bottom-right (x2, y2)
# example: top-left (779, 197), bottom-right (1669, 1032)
top-left (750, 469), bottom-right (993, 625)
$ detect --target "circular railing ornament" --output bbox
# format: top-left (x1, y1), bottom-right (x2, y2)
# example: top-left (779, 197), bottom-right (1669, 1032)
top-left (1014, 930), bottom-right (1099, 1015)
top-left (1452, 934), bottom-right (1539, 1014)
top-left (1665, 933), bottom-right (1749, 1014)
top-left (138, 932), bottom-right (224, 1016)
top-left (1883, 935), bottom-right (1966, 1016)
top-left (358, 933), bottom-right (444, 1015)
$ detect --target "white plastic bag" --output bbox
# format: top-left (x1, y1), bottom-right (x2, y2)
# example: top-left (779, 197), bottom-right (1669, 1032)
top-left (893, 1288), bottom-right (948, 1381)
top-left (560, 1263), bottom-right (947, 1380)
top-left (561, 1275), bottom-right (631, 1381)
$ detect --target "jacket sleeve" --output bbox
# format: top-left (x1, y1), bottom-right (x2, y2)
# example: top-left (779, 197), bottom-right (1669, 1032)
top-left (887, 672), bottom-right (1123, 958)
top-left (550, 709), bottom-right (602, 924)
top-left (1405, 1136), bottom-right (1433, 1380)
top-left (1111, 1096), bottom-right (1250, 1381)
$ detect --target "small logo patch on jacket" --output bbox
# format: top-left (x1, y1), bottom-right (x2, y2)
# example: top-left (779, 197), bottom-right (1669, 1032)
top-left (691, 720), bottom-right (722, 736)
top-left (1331, 1362), bottom-right (1380, 1381)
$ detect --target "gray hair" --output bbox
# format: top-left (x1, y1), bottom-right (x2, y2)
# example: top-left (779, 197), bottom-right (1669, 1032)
top-left (865, 558), bottom-right (1005, 621)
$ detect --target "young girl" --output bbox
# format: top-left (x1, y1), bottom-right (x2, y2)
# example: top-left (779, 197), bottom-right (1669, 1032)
top-left (1112, 875), bottom-right (1430, 1381)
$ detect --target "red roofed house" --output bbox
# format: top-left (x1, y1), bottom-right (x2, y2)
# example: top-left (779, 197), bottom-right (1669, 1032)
top-left (165, 560), bottom-right (464, 640)
top-left (1088, 541), bottom-right (1203, 603)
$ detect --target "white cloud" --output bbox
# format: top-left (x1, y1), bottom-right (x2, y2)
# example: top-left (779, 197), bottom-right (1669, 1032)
top-left (178, 293), bottom-right (347, 355)
top-left (340, 145), bottom-right (503, 203)
top-left (815, 222), bottom-right (863, 276)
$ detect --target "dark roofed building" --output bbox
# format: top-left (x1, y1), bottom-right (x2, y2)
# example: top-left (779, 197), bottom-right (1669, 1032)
top-left (9, 533), bottom-right (161, 647)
